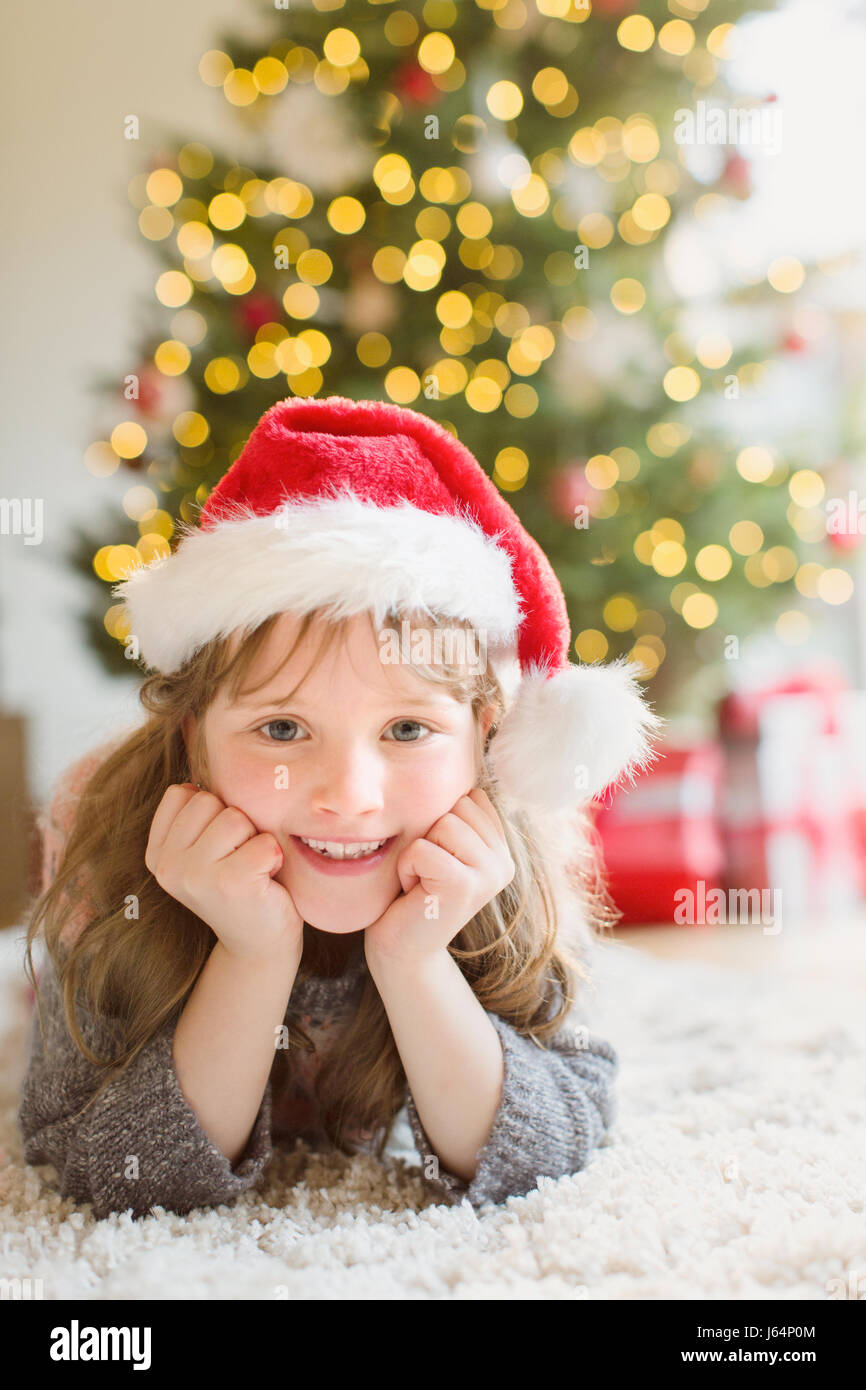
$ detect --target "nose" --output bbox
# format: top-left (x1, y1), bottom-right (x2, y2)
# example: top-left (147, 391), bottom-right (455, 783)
top-left (309, 740), bottom-right (386, 821)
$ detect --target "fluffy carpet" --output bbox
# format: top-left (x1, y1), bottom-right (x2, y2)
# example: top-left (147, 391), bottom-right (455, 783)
top-left (1, 920), bottom-right (864, 1300)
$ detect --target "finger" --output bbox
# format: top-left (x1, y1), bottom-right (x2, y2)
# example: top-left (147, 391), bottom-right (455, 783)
top-left (146, 784), bottom-right (206, 864)
top-left (452, 790), bottom-right (505, 849)
top-left (398, 837), bottom-right (467, 893)
top-left (425, 811), bottom-right (488, 867)
top-left (193, 804), bottom-right (264, 864)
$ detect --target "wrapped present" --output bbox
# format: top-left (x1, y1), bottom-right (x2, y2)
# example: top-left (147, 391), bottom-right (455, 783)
top-left (590, 741), bottom-right (727, 926)
top-left (718, 664), bottom-right (866, 924)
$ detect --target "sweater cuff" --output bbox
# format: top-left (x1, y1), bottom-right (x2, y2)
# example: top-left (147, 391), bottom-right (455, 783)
top-left (403, 1008), bottom-right (617, 1210)
top-left (84, 1016), bottom-right (275, 1219)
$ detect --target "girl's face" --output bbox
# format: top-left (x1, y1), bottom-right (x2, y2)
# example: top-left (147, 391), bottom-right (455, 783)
top-left (184, 611), bottom-right (496, 935)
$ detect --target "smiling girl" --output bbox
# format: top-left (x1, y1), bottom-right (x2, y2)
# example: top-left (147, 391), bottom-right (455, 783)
top-left (19, 395), bottom-right (663, 1219)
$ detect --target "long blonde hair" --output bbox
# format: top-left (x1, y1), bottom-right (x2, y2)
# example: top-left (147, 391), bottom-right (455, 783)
top-left (23, 606), bottom-right (621, 1157)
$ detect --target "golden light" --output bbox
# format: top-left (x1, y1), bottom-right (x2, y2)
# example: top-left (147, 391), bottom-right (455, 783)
top-left (817, 568), bottom-right (855, 604)
top-left (252, 57), bottom-right (288, 94)
top-left (373, 153), bottom-right (413, 197)
top-left (327, 196), bottom-right (366, 234)
top-left (736, 445), bottom-right (775, 483)
top-left (652, 541), bottom-right (687, 576)
top-left (486, 80), bottom-right (523, 121)
top-left (763, 546), bottom-right (798, 582)
top-left (323, 27), bottom-right (361, 66)
top-left (356, 333), bottom-right (392, 368)
top-left (682, 593), bottom-right (718, 628)
top-left (418, 32), bottom-right (454, 74)
top-left (154, 340), bottom-right (191, 376)
top-left (371, 246), bottom-right (406, 283)
top-left (384, 367), bottom-right (421, 404)
top-left (155, 271), bottom-right (192, 307)
top-left (296, 249), bottom-right (333, 285)
top-left (84, 441), bottom-right (119, 478)
top-left (658, 20), bottom-right (695, 55)
top-left (146, 169), bottom-right (183, 207)
top-left (177, 221), bottom-right (214, 259)
top-left (611, 278), bottom-right (646, 313)
top-left (104, 545), bottom-right (142, 581)
top-left (788, 469), bottom-right (825, 506)
top-left (562, 306), bottom-right (597, 340)
top-left (532, 67), bottom-right (569, 105)
top-left (569, 127), bottom-right (606, 166)
top-left (651, 517), bottom-right (685, 543)
top-left (611, 445), bottom-right (640, 479)
top-left (617, 15), bottom-right (655, 51)
top-left (729, 519), bottom-right (763, 555)
top-left (622, 116), bottom-right (660, 163)
top-left (663, 366), bottom-right (701, 401)
top-left (122, 486), bottom-right (158, 521)
top-left (199, 50), bottom-right (233, 87)
top-left (767, 256), bottom-right (806, 293)
top-left (586, 454), bottom-right (619, 489)
top-left (456, 202), bottom-right (493, 238)
top-left (504, 384), bottom-right (538, 417)
top-left (204, 357), bottom-right (242, 393)
top-left (695, 333), bottom-right (732, 368)
top-left (224, 68), bottom-right (258, 107)
top-left (208, 193), bottom-right (246, 230)
top-left (493, 447), bottom-right (529, 485)
top-left (577, 213), bottom-right (614, 248)
top-left (575, 629), bottom-right (609, 663)
top-left (139, 206), bottom-right (173, 241)
top-left (436, 289), bottom-right (473, 328)
top-left (282, 283), bottom-right (320, 319)
top-left (247, 342), bottom-right (280, 379)
top-left (172, 412), bottom-right (209, 447)
top-left (795, 562), bottom-right (823, 597)
top-left (212, 244), bottom-right (249, 284)
top-left (695, 544), bottom-right (732, 581)
top-left (603, 596), bottom-right (639, 631)
top-left (706, 24), bottom-right (736, 59)
top-left (110, 422), bottom-right (147, 460)
top-left (633, 193), bottom-right (671, 230)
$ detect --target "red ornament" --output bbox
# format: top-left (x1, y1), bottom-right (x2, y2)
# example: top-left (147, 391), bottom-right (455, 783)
top-left (547, 464), bottom-right (593, 524)
top-left (721, 153), bottom-right (752, 199)
top-left (783, 331), bottom-right (808, 353)
top-left (393, 61), bottom-right (440, 106)
top-left (828, 528), bottom-right (861, 553)
top-left (129, 364), bottom-right (164, 418)
top-left (234, 291), bottom-right (283, 340)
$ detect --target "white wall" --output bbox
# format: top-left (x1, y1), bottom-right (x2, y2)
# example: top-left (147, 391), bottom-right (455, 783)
top-left (0, 0), bottom-right (252, 804)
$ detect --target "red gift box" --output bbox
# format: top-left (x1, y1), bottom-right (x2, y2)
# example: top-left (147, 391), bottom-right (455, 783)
top-left (591, 741), bottom-right (727, 926)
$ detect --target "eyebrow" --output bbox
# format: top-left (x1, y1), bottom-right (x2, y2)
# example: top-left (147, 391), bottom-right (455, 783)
top-left (235, 692), bottom-right (455, 712)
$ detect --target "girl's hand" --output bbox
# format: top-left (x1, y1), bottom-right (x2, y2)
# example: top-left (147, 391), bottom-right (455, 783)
top-left (363, 787), bottom-right (515, 970)
top-left (145, 784), bottom-right (304, 964)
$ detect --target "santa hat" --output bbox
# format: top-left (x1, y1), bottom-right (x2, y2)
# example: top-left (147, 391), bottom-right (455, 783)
top-left (114, 394), bottom-right (664, 811)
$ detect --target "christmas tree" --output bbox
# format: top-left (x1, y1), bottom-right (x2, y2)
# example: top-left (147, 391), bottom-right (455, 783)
top-left (75, 0), bottom-right (858, 710)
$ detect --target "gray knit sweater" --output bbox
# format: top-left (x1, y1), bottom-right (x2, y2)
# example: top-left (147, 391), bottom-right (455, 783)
top-left (17, 941), bottom-right (619, 1220)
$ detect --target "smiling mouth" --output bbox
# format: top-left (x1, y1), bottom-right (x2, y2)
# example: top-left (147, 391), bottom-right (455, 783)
top-left (296, 836), bottom-right (392, 861)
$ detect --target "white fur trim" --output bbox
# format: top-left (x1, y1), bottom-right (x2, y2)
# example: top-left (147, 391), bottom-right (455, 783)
top-left (114, 491), bottom-right (523, 674)
top-left (486, 658), bottom-right (666, 810)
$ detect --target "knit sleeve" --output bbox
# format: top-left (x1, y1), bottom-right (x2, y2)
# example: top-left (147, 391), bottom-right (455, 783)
top-left (402, 994), bottom-right (619, 1209)
top-left (17, 952), bottom-right (274, 1220)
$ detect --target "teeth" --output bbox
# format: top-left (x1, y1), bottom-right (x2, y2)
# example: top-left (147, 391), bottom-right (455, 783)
top-left (300, 837), bottom-right (388, 860)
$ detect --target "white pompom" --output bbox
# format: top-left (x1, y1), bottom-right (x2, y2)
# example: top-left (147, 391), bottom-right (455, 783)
top-left (486, 658), bottom-right (666, 811)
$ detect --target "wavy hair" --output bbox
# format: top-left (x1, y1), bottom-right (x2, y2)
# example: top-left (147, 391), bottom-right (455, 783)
top-left (23, 607), bottom-right (621, 1159)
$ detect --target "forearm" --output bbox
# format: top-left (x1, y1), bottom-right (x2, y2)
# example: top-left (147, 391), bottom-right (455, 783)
top-left (366, 948), bottom-right (504, 1182)
top-left (173, 937), bottom-right (303, 1167)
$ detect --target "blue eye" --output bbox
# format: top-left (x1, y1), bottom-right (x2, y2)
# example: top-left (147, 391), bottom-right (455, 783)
top-left (260, 719), bottom-right (304, 742)
top-left (386, 719), bottom-right (430, 743)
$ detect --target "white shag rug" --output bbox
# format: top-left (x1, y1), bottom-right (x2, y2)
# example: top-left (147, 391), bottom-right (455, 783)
top-left (1, 921), bottom-right (864, 1301)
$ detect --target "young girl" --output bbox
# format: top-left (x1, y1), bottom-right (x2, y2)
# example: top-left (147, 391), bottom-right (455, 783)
top-left (18, 394), bottom-right (663, 1220)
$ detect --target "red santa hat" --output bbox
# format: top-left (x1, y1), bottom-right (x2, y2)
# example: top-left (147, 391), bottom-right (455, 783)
top-left (114, 394), bottom-right (664, 811)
